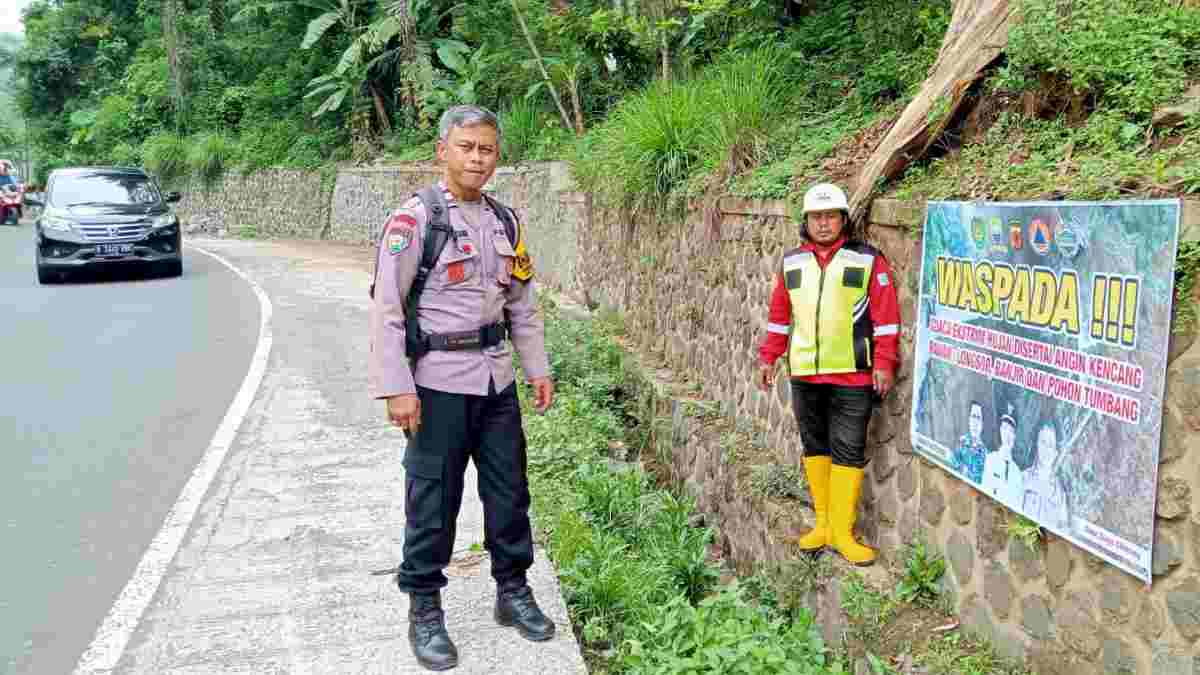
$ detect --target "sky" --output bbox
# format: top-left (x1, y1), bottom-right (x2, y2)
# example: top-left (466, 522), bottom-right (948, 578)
top-left (1, 0), bottom-right (34, 34)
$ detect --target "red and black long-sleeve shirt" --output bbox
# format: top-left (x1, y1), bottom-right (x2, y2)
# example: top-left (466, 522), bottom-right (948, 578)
top-left (758, 237), bottom-right (902, 387)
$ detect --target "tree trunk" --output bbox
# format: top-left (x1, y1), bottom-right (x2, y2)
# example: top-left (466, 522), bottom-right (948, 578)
top-left (847, 0), bottom-right (1014, 225)
top-left (568, 75), bottom-right (585, 136)
top-left (660, 34), bottom-right (670, 82)
top-left (370, 84), bottom-right (393, 135)
top-left (511, 0), bottom-right (575, 134)
top-left (163, 0), bottom-right (188, 131)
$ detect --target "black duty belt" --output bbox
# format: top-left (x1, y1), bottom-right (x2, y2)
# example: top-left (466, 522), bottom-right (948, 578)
top-left (423, 322), bottom-right (509, 351)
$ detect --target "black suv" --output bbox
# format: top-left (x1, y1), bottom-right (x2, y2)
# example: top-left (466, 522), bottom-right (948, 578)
top-left (27, 167), bottom-right (183, 284)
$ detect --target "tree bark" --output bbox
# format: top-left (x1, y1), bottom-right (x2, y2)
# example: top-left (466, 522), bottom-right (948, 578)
top-left (511, 0), bottom-right (575, 134)
top-left (163, 0), bottom-right (188, 131)
top-left (370, 83), bottom-right (393, 135)
top-left (847, 0), bottom-right (1014, 225)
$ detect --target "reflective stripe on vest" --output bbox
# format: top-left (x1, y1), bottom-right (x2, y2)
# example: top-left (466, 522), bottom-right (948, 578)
top-left (784, 245), bottom-right (875, 376)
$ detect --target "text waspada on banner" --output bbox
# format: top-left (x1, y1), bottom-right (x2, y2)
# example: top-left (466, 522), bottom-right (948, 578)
top-left (909, 200), bottom-right (1181, 583)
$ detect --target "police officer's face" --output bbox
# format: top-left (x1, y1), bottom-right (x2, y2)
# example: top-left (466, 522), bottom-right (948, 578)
top-left (968, 404), bottom-right (983, 440)
top-left (806, 209), bottom-right (845, 245)
top-left (438, 124), bottom-right (500, 199)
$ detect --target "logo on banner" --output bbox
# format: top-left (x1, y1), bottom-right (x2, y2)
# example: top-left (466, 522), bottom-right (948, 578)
top-left (990, 217), bottom-right (1007, 253)
top-left (971, 218), bottom-right (987, 250)
top-left (1057, 221), bottom-right (1080, 258)
top-left (1009, 219), bottom-right (1024, 251)
top-left (1029, 218), bottom-right (1053, 255)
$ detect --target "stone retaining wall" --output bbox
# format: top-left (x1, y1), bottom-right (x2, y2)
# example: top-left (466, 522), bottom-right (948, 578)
top-left (173, 169), bottom-right (329, 239)
top-left (576, 197), bottom-right (1200, 675)
top-left (180, 161), bottom-right (1200, 673)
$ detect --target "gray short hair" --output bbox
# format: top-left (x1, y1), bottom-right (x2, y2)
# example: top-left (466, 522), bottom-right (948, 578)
top-left (438, 105), bottom-right (502, 143)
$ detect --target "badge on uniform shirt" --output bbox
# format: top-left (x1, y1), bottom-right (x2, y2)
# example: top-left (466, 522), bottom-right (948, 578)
top-left (385, 212), bottom-right (417, 255)
top-left (448, 261), bottom-right (466, 283)
top-left (388, 230), bottom-right (411, 254)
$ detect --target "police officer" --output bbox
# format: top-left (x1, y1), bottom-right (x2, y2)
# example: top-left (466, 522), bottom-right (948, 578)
top-left (756, 183), bottom-right (901, 566)
top-left (369, 105), bottom-right (556, 671)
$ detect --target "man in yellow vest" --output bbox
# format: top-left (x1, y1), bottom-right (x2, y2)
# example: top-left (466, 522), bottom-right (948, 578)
top-left (756, 183), bottom-right (901, 566)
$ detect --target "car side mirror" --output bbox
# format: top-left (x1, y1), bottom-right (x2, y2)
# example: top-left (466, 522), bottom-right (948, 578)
top-left (165, 191), bottom-right (182, 203)
top-left (24, 196), bottom-right (43, 207)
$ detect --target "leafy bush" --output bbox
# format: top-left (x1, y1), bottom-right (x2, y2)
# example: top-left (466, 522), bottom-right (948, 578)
top-left (523, 303), bottom-right (840, 672)
top-left (998, 0), bottom-right (1200, 118)
top-left (621, 585), bottom-right (835, 675)
top-left (141, 133), bottom-right (189, 183)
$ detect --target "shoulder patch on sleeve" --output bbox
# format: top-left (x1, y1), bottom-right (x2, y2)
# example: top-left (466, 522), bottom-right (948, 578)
top-left (511, 221), bottom-right (534, 281)
top-left (387, 229), bottom-right (412, 254)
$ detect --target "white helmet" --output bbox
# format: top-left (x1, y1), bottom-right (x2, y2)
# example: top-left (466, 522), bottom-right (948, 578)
top-left (802, 183), bottom-right (849, 215)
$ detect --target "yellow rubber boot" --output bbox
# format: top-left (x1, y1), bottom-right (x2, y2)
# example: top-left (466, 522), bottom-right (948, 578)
top-left (797, 456), bottom-right (832, 551)
top-left (829, 465), bottom-right (876, 566)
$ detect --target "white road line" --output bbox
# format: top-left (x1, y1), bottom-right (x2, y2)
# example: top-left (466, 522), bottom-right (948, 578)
top-left (73, 244), bottom-right (274, 675)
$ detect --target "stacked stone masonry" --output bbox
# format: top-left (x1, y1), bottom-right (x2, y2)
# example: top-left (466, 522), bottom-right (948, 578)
top-left (177, 162), bottom-right (1200, 674)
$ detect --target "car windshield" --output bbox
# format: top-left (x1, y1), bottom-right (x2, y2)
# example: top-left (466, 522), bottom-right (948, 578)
top-left (51, 174), bottom-right (160, 207)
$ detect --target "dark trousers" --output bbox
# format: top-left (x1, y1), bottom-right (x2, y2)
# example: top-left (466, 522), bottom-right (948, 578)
top-left (790, 381), bottom-right (875, 468)
top-left (396, 380), bottom-right (534, 594)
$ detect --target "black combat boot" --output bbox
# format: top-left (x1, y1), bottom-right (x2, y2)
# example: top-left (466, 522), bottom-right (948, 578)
top-left (408, 591), bottom-right (458, 671)
top-left (494, 581), bottom-right (556, 642)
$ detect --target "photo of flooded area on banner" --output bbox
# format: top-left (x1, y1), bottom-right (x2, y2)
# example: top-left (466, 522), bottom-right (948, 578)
top-left (909, 200), bottom-right (1181, 583)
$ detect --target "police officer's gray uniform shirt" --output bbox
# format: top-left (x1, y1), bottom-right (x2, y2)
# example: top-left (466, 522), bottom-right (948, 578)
top-left (369, 184), bottom-right (550, 397)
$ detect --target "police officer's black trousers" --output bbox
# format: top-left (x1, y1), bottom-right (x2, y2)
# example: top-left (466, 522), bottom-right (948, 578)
top-left (790, 381), bottom-right (875, 468)
top-left (397, 381), bottom-right (534, 594)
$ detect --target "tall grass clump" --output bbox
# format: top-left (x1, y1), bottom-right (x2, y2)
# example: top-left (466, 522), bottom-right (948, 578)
top-left (572, 79), bottom-right (708, 214)
top-left (188, 132), bottom-right (237, 188)
top-left (141, 133), bottom-right (189, 184)
top-left (696, 45), bottom-right (793, 175)
top-left (572, 44), bottom-right (794, 214)
top-left (502, 99), bottom-right (541, 164)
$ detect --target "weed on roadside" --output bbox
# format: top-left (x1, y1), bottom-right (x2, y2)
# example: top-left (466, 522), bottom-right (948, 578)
top-left (917, 632), bottom-right (1033, 675)
top-left (895, 539), bottom-right (946, 607)
top-left (1005, 514), bottom-right (1043, 552)
top-left (749, 462), bottom-right (807, 500)
top-left (521, 300), bottom-right (844, 673)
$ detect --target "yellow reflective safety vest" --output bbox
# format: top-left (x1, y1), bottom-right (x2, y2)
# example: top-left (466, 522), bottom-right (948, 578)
top-left (783, 242), bottom-right (879, 376)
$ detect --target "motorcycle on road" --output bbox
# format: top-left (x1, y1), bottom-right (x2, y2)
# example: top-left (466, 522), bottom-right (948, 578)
top-left (1, 184), bottom-right (23, 225)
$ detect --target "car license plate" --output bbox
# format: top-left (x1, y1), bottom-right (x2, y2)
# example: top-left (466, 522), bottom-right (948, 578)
top-left (96, 243), bottom-right (134, 257)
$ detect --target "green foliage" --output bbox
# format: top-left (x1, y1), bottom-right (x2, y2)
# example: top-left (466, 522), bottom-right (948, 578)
top-left (916, 632), bottom-right (1033, 675)
top-left (523, 302), bottom-right (839, 673)
top-left (841, 572), bottom-right (897, 649)
top-left (743, 557), bottom-right (835, 622)
top-left (1174, 241), bottom-right (1200, 333)
top-left (748, 462), bottom-right (806, 500)
top-left (997, 0), bottom-right (1200, 119)
top-left (141, 133), bottom-right (189, 184)
top-left (895, 539), bottom-right (947, 607)
top-left (1005, 514), bottom-right (1044, 552)
top-left (572, 44), bottom-right (792, 213)
top-left (621, 585), bottom-right (836, 675)
top-left (188, 132), bottom-right (237, 188)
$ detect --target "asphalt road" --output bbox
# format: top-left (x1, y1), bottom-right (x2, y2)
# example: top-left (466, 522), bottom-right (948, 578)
top-left (0, 219), bottom-right (261, 675)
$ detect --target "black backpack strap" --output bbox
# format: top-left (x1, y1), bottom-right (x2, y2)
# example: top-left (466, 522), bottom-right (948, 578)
top-left (404, 186), bottom-right (454, 361)
top-left (482, 192), bottom-right (517, 246)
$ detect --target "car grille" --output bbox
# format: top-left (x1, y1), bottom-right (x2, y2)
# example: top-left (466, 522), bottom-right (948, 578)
top-left (78, 223), bottom-right (151, 242)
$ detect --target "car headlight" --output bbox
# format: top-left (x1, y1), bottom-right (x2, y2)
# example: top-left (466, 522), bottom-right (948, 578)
top-left (151, 214), bottom-right (177, 228)
top-left (42, 215), bottom-right (75, 232)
